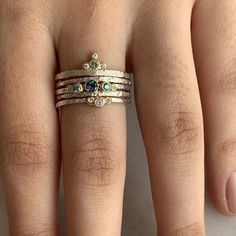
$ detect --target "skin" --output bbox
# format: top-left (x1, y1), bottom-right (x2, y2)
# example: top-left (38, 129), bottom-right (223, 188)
top-left (0, 0), bottom-right (236, 235)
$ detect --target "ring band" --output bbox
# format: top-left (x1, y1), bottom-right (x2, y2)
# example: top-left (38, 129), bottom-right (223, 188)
top-left (55, 53), bottom-right (133, 108)
top-left (57, 91), bottom-right (131, 100)
top-left (56, 83), bottom-right (131, 95)
top-left (55, 69), bottom-right (133, 81)
top-left (56, 97), bottom-right (131, 108)
top-left (56, 76), bottom-right (132, 88)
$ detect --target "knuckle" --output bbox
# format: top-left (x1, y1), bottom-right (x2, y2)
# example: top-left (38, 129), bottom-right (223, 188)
top-left (14, 228), bottom-right (55, 236)
top-left (159, 108), bottom-right (202, 156)
top-left (172, 223), bottom-right (203, 236)
top-left (217, 139), bottom-right (236, 159)
top-left (0, 1), bottom-right (51, 34)
top-left (70, 137), bottom-right (120, 186)
top-left (0, 126), bottom-right (54, 178)
top-left (216, 57), bottom-right (236, 95)
top-left (2, 2), bottom-right (37, 24)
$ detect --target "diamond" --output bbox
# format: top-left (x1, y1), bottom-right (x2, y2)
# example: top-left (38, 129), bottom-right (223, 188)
top-left (73, 83), bottom-right (82, 93)
top-left (85, 80), bottom-right (99, 93)
top-left (102, 82), bottom-right (111, 92)
top-left (83, 63), bottom-right (90, 70)
top-left (92, 53), bottom-right (98, 59)
top-left (94, 98), bottom-right (105, 107)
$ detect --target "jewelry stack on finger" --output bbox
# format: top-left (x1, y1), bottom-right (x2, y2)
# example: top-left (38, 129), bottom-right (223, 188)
top-left (55, 53), bottom-right (133, 108)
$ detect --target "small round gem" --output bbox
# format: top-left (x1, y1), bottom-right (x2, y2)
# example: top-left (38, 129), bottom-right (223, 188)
top-left (102, 82), bottom-right (111, 92)
top-left (83, 63), bottom-right (90, 70)
top-left (90, 59), bottom-right (100, 70)
top-left (94, 98), bottom-right (105, 107)
top-left (111, 84), bottom-right (117, 91)
top-left (101, 63), bottom-right (107, 70)
top-left (85, 80), bottom-right (99, 93)
top-left (87, 97), bottom-right (95, 104)
top-left (92, 53), bottom-right (98, 59)
top-left (66, 85), bottom-right (73, 92)
top-left (73, 83), bottom-right (82, 93)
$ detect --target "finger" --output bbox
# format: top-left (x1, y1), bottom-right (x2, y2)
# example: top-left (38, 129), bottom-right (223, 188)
top-left (132, 1), bottom-right (205, 235)
top-left (0, 3), bottom-right (60, 235)
top-left (56, 1), bottom-right (131, 235)
top-left (192, 0), bottom-right (236, 215)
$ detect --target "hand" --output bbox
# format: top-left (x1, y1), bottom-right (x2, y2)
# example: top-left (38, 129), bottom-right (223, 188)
top-left (0, 0), bottom-right (235, 235)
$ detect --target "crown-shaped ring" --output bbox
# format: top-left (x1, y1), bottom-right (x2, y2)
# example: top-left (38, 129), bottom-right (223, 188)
top-left (82, 53), bottom-right (107, 71)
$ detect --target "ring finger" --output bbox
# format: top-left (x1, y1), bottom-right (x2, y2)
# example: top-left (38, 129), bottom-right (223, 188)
top-left (56, 1), bottom-right (133, 235)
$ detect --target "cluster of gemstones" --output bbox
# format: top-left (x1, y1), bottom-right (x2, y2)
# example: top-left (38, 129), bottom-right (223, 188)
top-left (66, 80), bottom-right (117, 94)
top-left (66, 53), bottom-right (118, 96)
top-left (57, 53), bottom-right (131, 107)
top-left (82, 52), bottom-right (107, 71)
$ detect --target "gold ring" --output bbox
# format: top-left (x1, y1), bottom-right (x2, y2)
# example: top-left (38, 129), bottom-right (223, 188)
top-left (56, 76), bottom-right (132, 88)
top-left (55, 53), bottom-right (133, 108)
top-left (56, 97), bottom-right (131, 108)
top-left (57, 91), bottom-right (131, 100)
top-left (56, 83), bottom-right (131, 95)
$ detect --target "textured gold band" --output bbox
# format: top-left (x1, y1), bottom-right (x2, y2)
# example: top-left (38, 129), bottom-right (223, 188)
top-left (57, 91), bottom-right (130, 100)
top-left (56, 97), bottom-right (131, 108)
top-left (55, 69), bottom-right (133, 81)
top-left (56, 76), bottom-right (131, 88)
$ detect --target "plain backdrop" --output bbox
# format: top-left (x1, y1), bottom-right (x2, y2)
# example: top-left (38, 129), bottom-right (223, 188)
top-left (1, 99), bottom-right (236, 235)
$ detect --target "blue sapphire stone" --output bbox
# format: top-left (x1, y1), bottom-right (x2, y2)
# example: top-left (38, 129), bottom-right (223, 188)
top-left (85, 80), bottom-right (98, 93)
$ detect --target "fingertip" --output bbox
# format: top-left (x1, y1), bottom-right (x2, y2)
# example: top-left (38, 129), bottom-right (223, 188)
top-left (207, 173), bottom-right (236, 217)
top-left (225, 172), bottom-right (236, 216)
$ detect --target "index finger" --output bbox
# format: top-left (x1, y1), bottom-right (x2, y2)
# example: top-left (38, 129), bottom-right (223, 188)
top-left (0, 3), bottom-right (60, 235)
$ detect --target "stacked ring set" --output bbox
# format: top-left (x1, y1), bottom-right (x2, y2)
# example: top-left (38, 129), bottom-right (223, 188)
top-left (55, 53), bottom-right (133, 108)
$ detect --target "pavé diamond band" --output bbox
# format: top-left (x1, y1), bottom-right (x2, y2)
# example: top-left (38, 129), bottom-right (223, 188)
top-left (55, 53), bottom-right (133, 108)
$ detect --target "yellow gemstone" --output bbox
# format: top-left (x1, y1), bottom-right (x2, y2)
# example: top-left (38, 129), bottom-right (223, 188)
top-left (66, 85), bottom-right (73, 92)
top-left (111, 85), bottom-right (118, 91)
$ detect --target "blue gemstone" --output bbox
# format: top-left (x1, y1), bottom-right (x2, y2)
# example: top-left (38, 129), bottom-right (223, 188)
top-left (85, 80), bottom-right (98, 93)
top-left (103, 82), bottom-right (111, 91)
top-left (73, 83), bottom-right (82, 93)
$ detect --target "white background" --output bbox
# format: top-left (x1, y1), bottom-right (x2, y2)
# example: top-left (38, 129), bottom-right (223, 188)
top-left (1, 101), bottom-right (236, 235)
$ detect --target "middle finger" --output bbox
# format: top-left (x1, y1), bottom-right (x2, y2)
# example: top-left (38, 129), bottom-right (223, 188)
top-left (132, 0), bottom-right (205, 234)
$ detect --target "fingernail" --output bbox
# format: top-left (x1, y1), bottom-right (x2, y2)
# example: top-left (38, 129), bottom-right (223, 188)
top-left (226, 172), bottom-right (236, 214)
